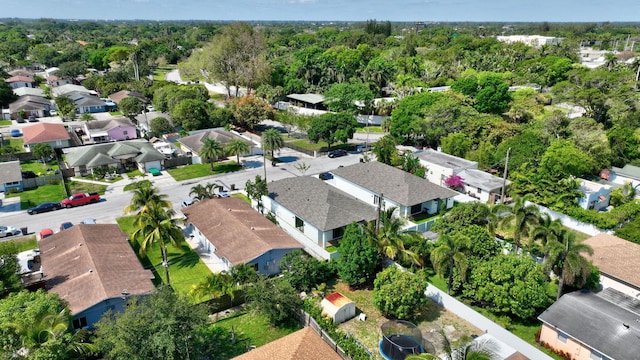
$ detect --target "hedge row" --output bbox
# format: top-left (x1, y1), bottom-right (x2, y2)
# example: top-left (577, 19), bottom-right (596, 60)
top-left (564, 201), bottom-right (640, 230)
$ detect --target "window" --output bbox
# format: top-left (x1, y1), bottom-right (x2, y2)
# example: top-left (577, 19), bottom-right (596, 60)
top-left (477, 188), bottom-right (482, 194)
top-left (295, 217), bottom-right (304, 231)
top-left (557, 331), bottom-right (568, 343)
top-left (410, 204), bottom-right (422, 214)
top-left (123, 130), bottom-right (128, 135)
top-left (253, 263), bottom-right (259, 271)
top-left (72, 317), bottom-right (87, 329)
top-left (332, 227), bottom-right (344, 239)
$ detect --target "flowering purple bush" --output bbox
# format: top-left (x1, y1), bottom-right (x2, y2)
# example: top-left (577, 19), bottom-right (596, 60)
top-left (444, 174), bottom-right (464, 191)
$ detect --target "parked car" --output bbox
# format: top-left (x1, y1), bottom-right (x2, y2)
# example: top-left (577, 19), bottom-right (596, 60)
top-left (16, 118), bottom-right (25, 124)
top-left (319, 172), bottom-right (333, 180)
top-left (80, 218), bottom-right (96, 224)
top-left (328, 149), bottom-right (348, 158)
top-left (49, 109), bottom-right (57, 116)
top-left (356, 145), bottom-right (371, 153)
top-left (39, 228), bottom-right (54, 240)
top-left (0, 226), bottom-right (22, 237)
top-left (21, 171), bottom-right (36, 179)
top-left (181, 198), bottom-right (195, 207)
top-left (59, 222), bottom-right (73, 231)
top-left (10, 129), bottom-right (21, 137)
top-left (27, 115), bottom-right (38, 122)
top-left (28, 202), bottom-right (62, 215)
top-left (215, 190), bottom-right (230, 198)
top-left (61, 192), bottom-right (101, 208)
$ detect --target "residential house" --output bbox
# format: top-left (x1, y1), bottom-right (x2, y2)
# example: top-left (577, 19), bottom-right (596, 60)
top-left (286, 93), bottom-right (326, 110)
top-left (83, 117), bottom-right (137, 143)
top-left (330, 161), bottom-right (458, 218)
top-left (65, 91), bottom-right (106, 114)
top-left (538, 288), bottom-right (637, 360)
top-left (577, 179), bottom-right (612, 211)
top-left (64, 140), bottom-right (165, 175)
top-left (0, 161), bottom-right (23, 192)
top-left (45, 75), bottom-right (73, 87)
top-left (5, 76), bottom-right (35, 89)
top-left (496, 35), bottom-right (563, 48)
top-left (416, 148), bottom-right (478, 186)
top-left (108, 89), bottom-right (149, 105)
top-left (51, 84), bottom-right (96, 98)
top-left (233, 327), bottom-right (343, 360)
top-left (264, 176), bottom-right (378, 259)
top-left (7, 69), bottom-right (34, 78)
top-left (178, 128), bottom-right (257, 164)
top-left (12, 87), bottom-right (45, 98)
top-left (609, 164), bottom-right (640, 189)
top-left (22, 123), bottom-right (71, 151)
top-left (39, 224), bottom-right (155, 329)
top-left (457, 168), bottom-right (511, 204)
top-left (8, 95), bottom-right (52, 119)
top-left (583, 233), bottom-right (640, 298)
top-left (182, 197), bottom-right (303, 275)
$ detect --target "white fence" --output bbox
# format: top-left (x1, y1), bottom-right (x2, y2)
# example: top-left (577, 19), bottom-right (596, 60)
top-left (527, 201), bottom-right (606, 236)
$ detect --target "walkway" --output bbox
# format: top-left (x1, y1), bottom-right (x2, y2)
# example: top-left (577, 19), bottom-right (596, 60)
top-left (425, 284), bottom-right (553, 360)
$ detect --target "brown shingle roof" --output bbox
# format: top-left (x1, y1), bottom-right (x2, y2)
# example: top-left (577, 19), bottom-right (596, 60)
top-left (39, 224), bottom-right (155, 314)
top-left (8, 69), bottom-right (34, 78)
top-left (5, 76), bottom-right (34, 83)
top-left (22, 123), bottom-right (70, 145)
top-left (583, 233), bottom-right (640, 288)
top-left (107, 90), bottom-right (148, 105)
top-left (331, 161), bottom-right (459, 207)
top-left (182, 197), bottom-right (302, 265)
top-left (232, 327), bottom-right (343, 360)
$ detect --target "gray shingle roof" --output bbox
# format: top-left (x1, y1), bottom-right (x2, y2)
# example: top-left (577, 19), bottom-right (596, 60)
top-left (66, 91), bottom-right (105, 107)
top-left (331, 162), bottom-right (458, 207)
top-left (0, 161), bottom-right (22, 184)
top-left (458, 169), bottom-right (510, 193)
top-left (268, 176), bottom-right (378, 232)
top-left (178, 129), bottom-right (252, 154)
top-left (416, 149), bottom-right (477, 170)
top-left (65, 140), bottom-right (163, 167)
top-left (85, 117), bottom-right (135, 132)
top-left (9, 95), bottom-right (51, 113)
top-left (538, 288), bottom-right (640, 360)
top-left (612, 165), bottom-right (640, 181)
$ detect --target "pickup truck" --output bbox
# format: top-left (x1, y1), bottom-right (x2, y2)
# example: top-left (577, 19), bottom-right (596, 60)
top-left (61, 192), bottom-right (101, 208)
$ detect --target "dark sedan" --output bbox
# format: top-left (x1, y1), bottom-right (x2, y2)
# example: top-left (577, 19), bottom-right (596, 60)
top-left (328, 149), bottom-right (348, 158)
top-left (27, 202), bottom-right (62, 215)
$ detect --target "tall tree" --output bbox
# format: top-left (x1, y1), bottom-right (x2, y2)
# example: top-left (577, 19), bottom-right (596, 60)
top-left (199, 138), bottom-right (225, 171)
top-left (225, 138), bottom-right (250, 165)
top-left (373, 135), bottom-right (399, 165)
top-left (54, 95), bottom-right (77, 120)
top-left (545, 231), bottom-right (594, 300)
top-left (336, 223), bottom-right (379, 287)
top-left (124, 181), bottom-right (171, 215)
top-left (245, 175), bottom-right (268, 214)
top-left (307, 112), bottom-right (358, 150)
top-left (245, 276), bottom-right (302, 326)
top-left (363, 207), bottom-right (422, 267)
top-left (431, 233), bottom-right (471, 294)
top-left (131, 202), bottom-right (185, 286)
top-left (494, 196), bottom-right (539, 253)
top-left (373, 266), bottom-right (429, 320)
top-left (118, 96), bottom-right (145, 121)
top-left (31, 143), bottom-right (54, 165)
top-left (0, 242), bottom-right (22, 298)
top-left (189, 183), bottom-right (216, 201)
top-left (0, 80), bottom-right (18, 108)
top-left (261, 128), bottom-right (284, 174)
top-left (323, 82), bottom-right (374, 114)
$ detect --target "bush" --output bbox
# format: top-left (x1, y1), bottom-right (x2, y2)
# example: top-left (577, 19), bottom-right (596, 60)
top-left (565, 201), bottom-right (640, 230)
top-left (279, 250), bottom-right (333, 291)
top-left (373, 266), bottom-right (429, 320)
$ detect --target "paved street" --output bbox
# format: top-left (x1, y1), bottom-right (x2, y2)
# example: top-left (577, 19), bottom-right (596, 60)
top-left (0, 148), bottom-right (364, 237)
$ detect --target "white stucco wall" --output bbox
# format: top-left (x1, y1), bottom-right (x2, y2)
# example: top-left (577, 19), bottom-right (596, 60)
top-left (600, 274), bottom-right (640, 299)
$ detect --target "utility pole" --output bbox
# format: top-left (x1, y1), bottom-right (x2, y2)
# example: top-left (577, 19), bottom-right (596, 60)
top-left (500, 148), bottom-right (511, 204)
top-left (375, 193), bottom-right (384, 233)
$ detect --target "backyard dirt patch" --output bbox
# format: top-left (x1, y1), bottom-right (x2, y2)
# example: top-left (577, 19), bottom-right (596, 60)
top-left (332, 282), bottom-right (482, 359)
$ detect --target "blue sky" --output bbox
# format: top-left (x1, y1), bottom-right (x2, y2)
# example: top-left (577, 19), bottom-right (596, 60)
top-left (3, 0), bottom-right (639, 22)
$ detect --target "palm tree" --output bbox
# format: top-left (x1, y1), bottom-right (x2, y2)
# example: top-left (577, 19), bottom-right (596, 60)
top-left (406, 330), bottom-right (498, 360)
top-left (124, 182), bottom-right (171, 215)
top-left (363, 207), bottom-right (422, 267)
top-left (199, 138), bottom-right (225, 171)
top-left (225, 138), bottom-right (250, 165)
top-left (132, 202), bottom-right (185, 286)
top-left (531, 214), bottom-right (564, 255)
top-left (604, 52), bottom-right (618, 71)
top-left (493, 196), bottom-right (539, 253)
top-left (430, 233), bottom-right (471, 294)
top-left (261, 128), bottom-right (284, 178)
top-left (190, 272), bottom-right (237, 301)
top-left (189, 183), bottom-right (216, 201)
top-left (545, 231), bottom-right (594, 300)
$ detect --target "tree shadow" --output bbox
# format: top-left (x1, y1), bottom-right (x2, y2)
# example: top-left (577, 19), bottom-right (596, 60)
top-left (277, 156), bottom-right (298, 163)
top-left (242, 160), bottom-right (262, 169)
top-left (168, 246), bottom-right (202, 269)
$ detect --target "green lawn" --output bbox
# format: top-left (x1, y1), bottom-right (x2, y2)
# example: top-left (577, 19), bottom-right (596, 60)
top-left (6, 182), bottom-right (67, 209)
top-left (109, 111), bottom-right (122, 116)
top-left (231, 193), bottom-right (251, 205)
top-left (124, 180), bottom-right (152, 192)
top-left (126, 169), bottom-right (144, 178)
top-left (6, 237), bottom-right (38, 252)
top-left (66, 181), bottom-right (108, 195)
top-left (7, 137), bottom-right (23, 149)
top-left (355, 125), bottom-right (384, 133)
top-left (214, 311), bottom-right (301, 349)
top-left (0, 120), bottom-right (12, 126)
top-left (152, 65), bottom-right (176, 81)
top-left (411, 212), bottom-right (440, 224)
top-left (167, 162), bottom-right (242, 181)
top-left (117, 216), bottom-right (213, 296)
top-left (21, 160), bottom-right (59, 175)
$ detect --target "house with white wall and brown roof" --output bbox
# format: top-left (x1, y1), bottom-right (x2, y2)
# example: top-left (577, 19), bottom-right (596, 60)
top-left (582, 233), bottom-right (640, 298)
top-left (182, 197), bottom-right (304, 275)
top-left (39, 224), bottom-right (155, 329)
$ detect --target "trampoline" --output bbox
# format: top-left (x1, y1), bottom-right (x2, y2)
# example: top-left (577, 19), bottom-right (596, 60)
top-left (379, 320), bottom-right (430, 360)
